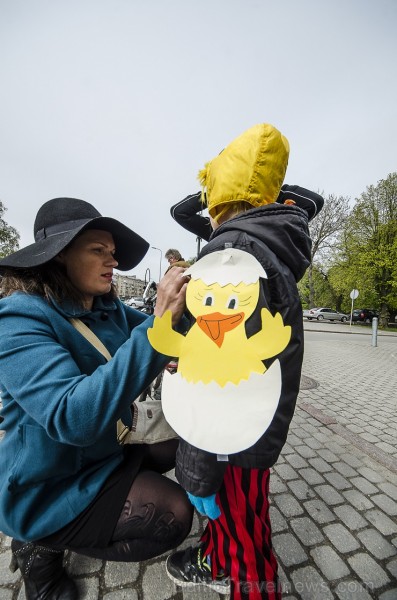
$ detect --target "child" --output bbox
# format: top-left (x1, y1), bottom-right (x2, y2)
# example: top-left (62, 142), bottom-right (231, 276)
top-left (165, 123), bottom-right (323, 599)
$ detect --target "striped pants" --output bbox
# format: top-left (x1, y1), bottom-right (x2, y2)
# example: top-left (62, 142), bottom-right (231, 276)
top-left (201, 465), bottom-right (280, 600)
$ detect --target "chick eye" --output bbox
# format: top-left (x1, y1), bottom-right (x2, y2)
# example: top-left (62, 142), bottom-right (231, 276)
top-left (226, 295), bottom-right (239, 309)
top-left (203, 293), bottom-right (214, 306)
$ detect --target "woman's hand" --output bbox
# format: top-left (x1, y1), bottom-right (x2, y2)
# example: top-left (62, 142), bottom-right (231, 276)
top-left (154, 267), bottom-right (189, 327)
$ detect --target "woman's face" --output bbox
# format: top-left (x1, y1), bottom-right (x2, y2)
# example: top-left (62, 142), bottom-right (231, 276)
top-left (58, 229), bottom-right (118, 309)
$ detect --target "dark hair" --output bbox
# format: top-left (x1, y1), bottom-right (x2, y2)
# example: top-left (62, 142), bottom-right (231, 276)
top-left (1, 261), bottom-right (117, 306)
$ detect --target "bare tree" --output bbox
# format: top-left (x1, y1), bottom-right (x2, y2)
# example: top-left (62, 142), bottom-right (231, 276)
top-left (307, 193), bottom-right (351, 307)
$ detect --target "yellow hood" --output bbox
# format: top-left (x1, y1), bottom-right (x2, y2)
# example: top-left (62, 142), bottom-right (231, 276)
top-left (199, 123), bottom-right (289, 218)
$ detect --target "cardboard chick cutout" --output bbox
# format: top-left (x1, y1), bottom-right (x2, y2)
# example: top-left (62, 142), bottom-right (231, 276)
top-left (147, 248), bottom-right (292, 454)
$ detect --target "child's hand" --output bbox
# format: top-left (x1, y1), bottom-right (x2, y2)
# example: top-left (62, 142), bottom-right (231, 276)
top-left (187, 492), bottom-right (221, 520)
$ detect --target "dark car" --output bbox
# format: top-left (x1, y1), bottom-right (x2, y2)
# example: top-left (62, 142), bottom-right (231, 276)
top-left (352, 308), bottom-right (379, 323)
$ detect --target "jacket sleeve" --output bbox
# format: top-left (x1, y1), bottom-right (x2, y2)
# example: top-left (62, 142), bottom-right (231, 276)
top-left (277, 184), bottom-right (324, 221)
top-left (175, 439), bottom-right (227, 496)
top-left (170, 192), bottom-right (212, 242)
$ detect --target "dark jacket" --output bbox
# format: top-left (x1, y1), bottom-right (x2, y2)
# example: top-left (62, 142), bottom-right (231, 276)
top-left (175, 203), bottom-right (312, 496)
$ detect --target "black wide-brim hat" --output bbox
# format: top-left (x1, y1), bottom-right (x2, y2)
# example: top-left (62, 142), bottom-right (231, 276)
top-left (0, 197), bottom-right (149, 271)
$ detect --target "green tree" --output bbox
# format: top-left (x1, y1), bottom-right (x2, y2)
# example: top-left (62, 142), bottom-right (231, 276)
top-left (0, 200), bottom-right (20, 258)
top-left (335, 173), bottom-right (397, 326)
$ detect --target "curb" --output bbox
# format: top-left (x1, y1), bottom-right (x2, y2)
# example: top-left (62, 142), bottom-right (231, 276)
top-left (303, 326), bottom-right (397, 338)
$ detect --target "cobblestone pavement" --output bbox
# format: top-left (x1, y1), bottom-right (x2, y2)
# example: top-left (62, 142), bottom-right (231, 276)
top-left (1, 324), bottom-right (396, 599)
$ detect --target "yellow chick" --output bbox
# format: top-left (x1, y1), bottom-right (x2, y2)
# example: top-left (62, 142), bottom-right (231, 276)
top-left (148, 248), bottom-right (291, 387)
top-left (147, 248), bottom-right (292, 454)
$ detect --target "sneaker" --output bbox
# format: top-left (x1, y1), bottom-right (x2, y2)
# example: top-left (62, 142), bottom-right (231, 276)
top-left (166, 544), bottom-right (230, 595)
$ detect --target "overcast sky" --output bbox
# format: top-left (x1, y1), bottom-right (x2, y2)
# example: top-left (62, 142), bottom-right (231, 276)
top-left (1, 0), bottom-right (396, 281)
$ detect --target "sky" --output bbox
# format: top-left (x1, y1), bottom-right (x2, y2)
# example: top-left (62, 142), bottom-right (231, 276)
top-left (1, 0), bottom-right (396, 282)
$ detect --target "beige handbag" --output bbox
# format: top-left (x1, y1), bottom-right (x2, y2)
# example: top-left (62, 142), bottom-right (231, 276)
top-left (70, 318), bottom-right (178, 445)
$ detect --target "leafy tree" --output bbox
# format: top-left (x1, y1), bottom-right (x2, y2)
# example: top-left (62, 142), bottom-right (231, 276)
top-left (340, 173), bottom-right (397, 326)
top-left (300, 176), bottom-right (397, 327)
top-left (0, 200), bottom-right (20, 258)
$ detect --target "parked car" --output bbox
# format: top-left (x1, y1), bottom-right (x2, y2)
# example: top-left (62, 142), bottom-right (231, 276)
top-left (303, 307), bottom-right (349, 322)
top-left (352, 308), bottom-right (379, 323)
top-left (125, 297), bottom-right (145, 308)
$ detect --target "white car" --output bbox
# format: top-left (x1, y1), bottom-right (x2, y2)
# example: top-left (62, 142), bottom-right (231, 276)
top-left (303, 307), bottom-right (349, 322)
top-left (125, 297), bottom-right (145, 308)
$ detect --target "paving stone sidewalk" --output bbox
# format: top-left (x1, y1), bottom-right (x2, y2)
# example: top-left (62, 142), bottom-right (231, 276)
top-left (1, 330), bottom-right (396, 599)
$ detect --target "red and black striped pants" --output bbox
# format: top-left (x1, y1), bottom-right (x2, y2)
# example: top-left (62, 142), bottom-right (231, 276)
top-left (201, 465), bottom-right (280, 600)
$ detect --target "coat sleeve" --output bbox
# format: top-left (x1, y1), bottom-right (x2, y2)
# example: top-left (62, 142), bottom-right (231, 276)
top-left (175, 439), bottom-right (227, 496)
top-left (170, 192), bottom-right (212, 242)
top-left (277, 184), bottom-right (324, 221)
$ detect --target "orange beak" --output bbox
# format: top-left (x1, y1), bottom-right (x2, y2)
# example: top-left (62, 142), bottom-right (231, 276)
top-left (197, 311), bottom-right (244, 347)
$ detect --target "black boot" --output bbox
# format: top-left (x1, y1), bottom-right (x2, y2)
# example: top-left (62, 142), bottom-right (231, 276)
top-left (10, 539), bottom-right (78, 600)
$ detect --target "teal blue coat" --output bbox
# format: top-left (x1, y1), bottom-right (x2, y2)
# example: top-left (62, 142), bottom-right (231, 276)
top-left (0, 292), bottom-right (169, 541)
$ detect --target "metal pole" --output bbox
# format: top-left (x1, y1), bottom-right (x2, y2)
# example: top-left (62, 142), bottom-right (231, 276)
top-left (151, 247), bottom-right (163, 282)
top-left (372, 317), bottom-right (378, 347)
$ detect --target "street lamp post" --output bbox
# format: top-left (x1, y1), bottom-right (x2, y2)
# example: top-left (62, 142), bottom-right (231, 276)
top-left (151, 247), bottom-right (163, 282)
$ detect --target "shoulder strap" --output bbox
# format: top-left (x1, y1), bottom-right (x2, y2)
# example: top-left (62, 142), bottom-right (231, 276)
top-left (69, 318), bottom-right (112, 362)
top-left (69, 318), bottom-right (131, 444)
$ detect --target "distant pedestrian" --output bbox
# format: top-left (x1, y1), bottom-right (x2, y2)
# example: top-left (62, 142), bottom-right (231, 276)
top-left (165, 248), bottom-right (190, 273)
